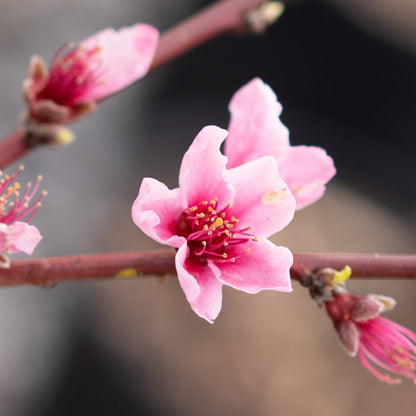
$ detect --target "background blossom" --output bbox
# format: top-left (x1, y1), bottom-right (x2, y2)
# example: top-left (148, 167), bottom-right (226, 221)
top-left (225, 78), bottom-right (336, 209)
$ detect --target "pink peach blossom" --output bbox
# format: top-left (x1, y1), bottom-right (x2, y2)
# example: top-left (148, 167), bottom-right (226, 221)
top-left (24, 24), bottom-right (159, 123)
top-left (225, 78), bottom-right (336, 210)
top-left (132, 126), bottom-right (296, 322)
top-left (326, 293), bottom-right (416, 384)
top-left (0, 166), bottom-right (44, 257)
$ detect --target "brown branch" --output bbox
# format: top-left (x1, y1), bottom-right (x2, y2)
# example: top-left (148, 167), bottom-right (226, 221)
top-left (0, 128), bottom-right (31, 169)
top-left (150, 0), bottom-right (270, 71)
top-left (294, 253), bottom-right (416, 279)
top-left (1, 251), bottom-right (415, 288)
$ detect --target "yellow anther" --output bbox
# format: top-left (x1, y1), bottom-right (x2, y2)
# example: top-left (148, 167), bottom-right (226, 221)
top-left (202, 201), bottom-right (208, 205)
top-left (231, 258), bottom-right (236, 263)
top-left (222, 253), bottom-right (228, 258)
top-left (189, 206), bottom-right (198, 212)
top-left (212, 217), bottom-right (224, 228)
top-left (246, 247), bottom-right (251, 252)
top-left (207, 231), bottom-right (213, 236)
top-left (202, 241), bottom-right (207, 246)
top-left (203, 225), bottom-right (209, 231)
top-left (220, 212), bottom-right (226, 218)
top-left (223, 242), bottom-right (228, 247)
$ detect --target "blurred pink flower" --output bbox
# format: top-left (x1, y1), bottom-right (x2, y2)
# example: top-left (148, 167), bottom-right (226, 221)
top-left (132, 126), bottom-right (296, 322)
top-left (0, 166), bottom-right (44, 258)
top-left (225, 78), bottom-right (336, 210)
top-left (326, 293), bottom-right (416, 384)
top-left (24, 24), bottom-right (159, 123)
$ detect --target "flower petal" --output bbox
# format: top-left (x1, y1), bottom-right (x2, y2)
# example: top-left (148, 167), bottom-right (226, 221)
top-left (225, 77), bottom-right (289, 168)
top-left (226, 156), bottom-right (295, 237)
top-left (0, 222), bottom-right (42, 255)
top-left (175, 244), bottom-right (223, 323)
top-left (214, 239), bottom-right (293, 294)
top-left (74, 23), bottom-right (159, 102)
top-left (179, 126), bottom-right (234, 209)
top-left (132, 177), bottom-right (185, 248)
top-left (278, 145), bottom-right (336, 210)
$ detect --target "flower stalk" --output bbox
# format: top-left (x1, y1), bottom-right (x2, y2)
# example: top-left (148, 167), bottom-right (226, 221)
top-left (0, 252), bottom-right (415, 288)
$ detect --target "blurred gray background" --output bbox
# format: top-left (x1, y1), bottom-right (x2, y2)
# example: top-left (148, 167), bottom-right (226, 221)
top-left (0, 0), bottom-right (415, 415)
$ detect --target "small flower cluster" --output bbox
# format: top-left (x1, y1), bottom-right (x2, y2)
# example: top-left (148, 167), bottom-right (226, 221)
top-left (132, 79), bottom-right (336, 322)
top-left (0, 166), bottom-right (45, 267)
top-left (307, 266), bottom-right (416, 384)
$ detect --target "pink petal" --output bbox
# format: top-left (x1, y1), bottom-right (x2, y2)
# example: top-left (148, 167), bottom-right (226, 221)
top-left (132, 178), bottom-right (185, 248)
top-left (0, 222), bottom-right (42, 255)
top-left (278, 146), bottom-right (336, 210)
top-left (214, 239), bottom-right (293, 294)
top-left (175, 244), bottom-right (223, 323)
top-left (226, 156), bottom-right (295, 238)
top-left (74, 23), bottom-right (159, 103)
top-left (225, 77), bottom-right (289, 168)
top-left (179, 126), bottom-right (234, 209)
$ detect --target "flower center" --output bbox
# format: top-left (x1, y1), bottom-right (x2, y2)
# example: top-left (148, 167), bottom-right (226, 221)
top-left (178, 199), bottom-right (257, 263)
top-left (0, 166), bottom-right (46, 225)
top-left (39, 44), bottom-right (103, 105)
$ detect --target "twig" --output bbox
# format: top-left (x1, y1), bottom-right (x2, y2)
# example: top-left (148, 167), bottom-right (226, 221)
top-left (1, 251), bottom-right (415, 288)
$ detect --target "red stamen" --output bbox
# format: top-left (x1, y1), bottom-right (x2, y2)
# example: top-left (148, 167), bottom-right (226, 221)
top-left (179, 199), bottom-right (255, 263)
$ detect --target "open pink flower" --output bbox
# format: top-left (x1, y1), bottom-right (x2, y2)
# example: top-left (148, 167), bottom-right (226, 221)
top-left (326, 293), bottom-right (416, 384)
top-left (132, 126), bottom-right (296, 322)
top-left (24, 24), bottom-right (159, 123)
top-left (225, 78), bottom-right (336, 210)
top-left (0, 166), bottom-right (44, 258)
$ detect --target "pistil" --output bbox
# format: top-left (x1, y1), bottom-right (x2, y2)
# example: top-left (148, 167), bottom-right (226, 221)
top-left (179, 199), bottom-right (257, 263)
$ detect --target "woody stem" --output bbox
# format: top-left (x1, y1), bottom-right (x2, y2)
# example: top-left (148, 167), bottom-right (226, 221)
top-left (0, 251), bottom-right (415, 288)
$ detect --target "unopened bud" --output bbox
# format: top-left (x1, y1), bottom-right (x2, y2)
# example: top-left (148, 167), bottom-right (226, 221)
top-left (25, 124), bottom-right (75, 147)
top-left (246, 2), bottom-right (285, 34)
top-left (52, 126), bottom-right (75, 147)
